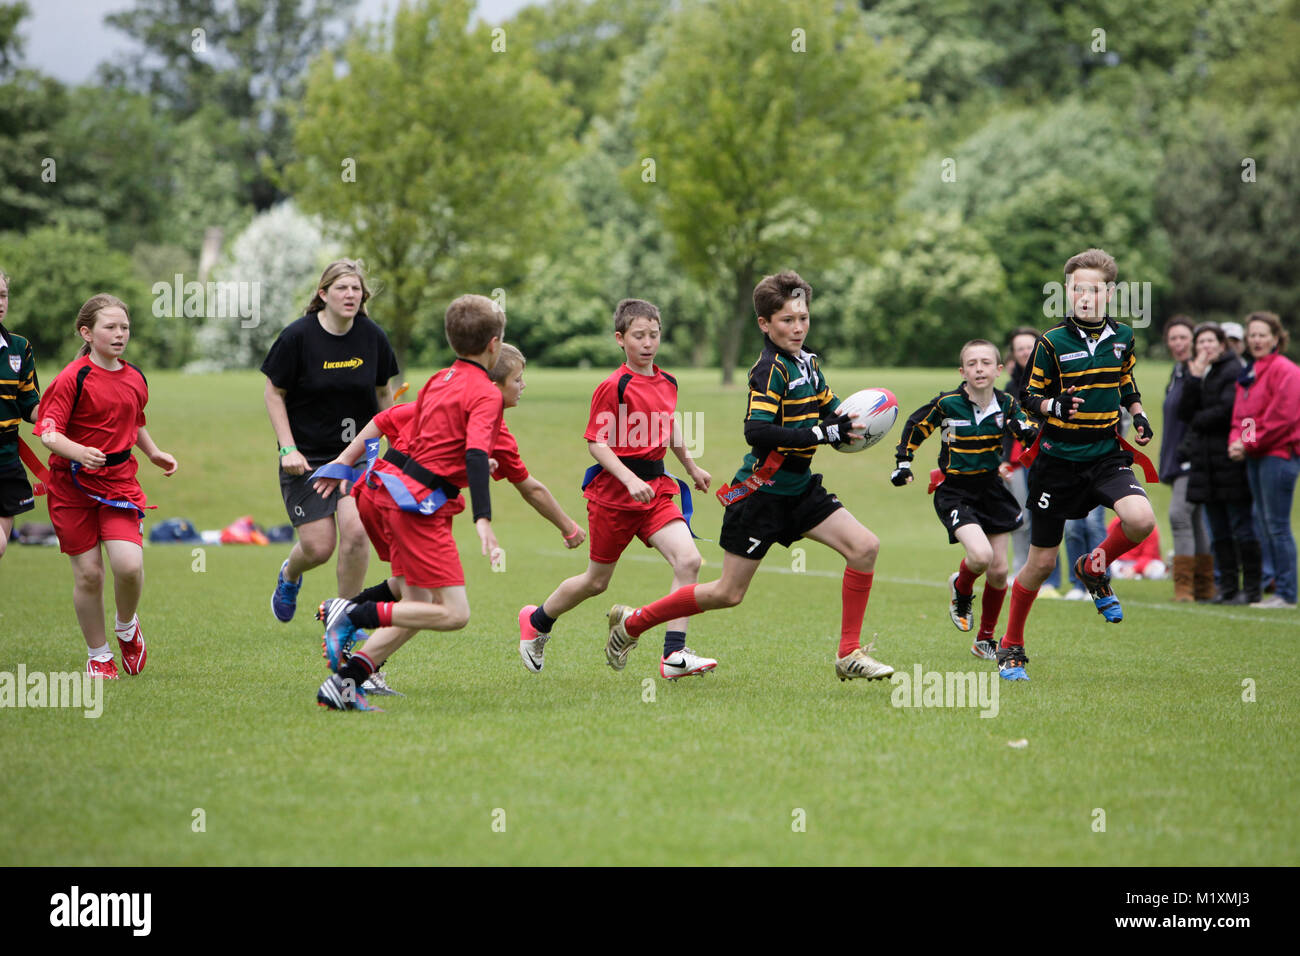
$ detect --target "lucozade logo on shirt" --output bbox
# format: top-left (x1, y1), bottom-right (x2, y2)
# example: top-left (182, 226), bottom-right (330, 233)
top-left (322, 357), bottom-right (364, 370)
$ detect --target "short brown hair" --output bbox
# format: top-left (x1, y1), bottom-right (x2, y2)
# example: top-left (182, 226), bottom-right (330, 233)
top-left (1244, 310), bottom-right (1289, 353)
top-left (1064, 248), bottom-right (1118, 283)
top-left (1005, 326), bottom-right (1039, 364)
top-left (613, 298), bottom-right (661, 334)
top-left (489, 343), bottom-right (525, 384)
top-left (75, 293), bottom-right (129, 357)
top-left (753, 271), bottom-right (812, 320)
top-left (1163, 314), bottom-right (1195, 339)
top-left (1192, 322), bottom-right (1226, 349)
top-left (960, 338), bottom-right (1000, 365)
top-left (445, 294), bottom-right (506, 356)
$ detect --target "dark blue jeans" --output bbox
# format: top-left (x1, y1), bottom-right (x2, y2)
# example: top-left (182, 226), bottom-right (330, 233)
top-left (1246, 454), bottom-right (1299, 603)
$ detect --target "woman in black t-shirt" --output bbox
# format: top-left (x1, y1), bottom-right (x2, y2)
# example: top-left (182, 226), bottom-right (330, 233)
top-left (261, 259), bottom-right (400, 623)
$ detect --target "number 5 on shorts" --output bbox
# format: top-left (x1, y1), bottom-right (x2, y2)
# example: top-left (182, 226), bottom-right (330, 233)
top-left (1037, 491), bottom-right (1051, 510)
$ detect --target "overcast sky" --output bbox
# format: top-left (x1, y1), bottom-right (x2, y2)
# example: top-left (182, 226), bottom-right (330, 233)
top-left (17, 0), bottom-right (535, 85)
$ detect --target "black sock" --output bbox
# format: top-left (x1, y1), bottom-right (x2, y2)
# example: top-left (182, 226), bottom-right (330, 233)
top-left (530, 604), bottom-right (558, 634)
top-left (348, 602), bottom-right (382, 629)
top-left (338, 653), bottom-right (375, 687)
top-left (352, 579), bottom-right (396, 604)
top-left (664, 630), bottom-right (687, 656)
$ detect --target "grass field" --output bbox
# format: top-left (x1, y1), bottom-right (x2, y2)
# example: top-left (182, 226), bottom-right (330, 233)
top-left (2, 366), bottom-right (1296, 866)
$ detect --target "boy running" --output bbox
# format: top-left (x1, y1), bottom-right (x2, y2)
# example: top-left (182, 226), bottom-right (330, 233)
top-left (999, 248), bottom-right (1157, 681)
top-left (310, 294), bottom-right (506, 711)
top-left (517, 299), bottom-right (714, 680)
top-left (607, 271), bottom-right (894, 683)
top-left (312, 344), bottom-right (586, 695)
top-left (891, 339), bottom-right (1038, 660)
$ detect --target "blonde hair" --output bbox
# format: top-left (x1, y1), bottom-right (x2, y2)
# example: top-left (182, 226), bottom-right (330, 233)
top-left (489, 344), bottom-right (526, 384)
top-left (306, 259), bottom-right (372, 316)
top-left (75, 294), bottom-right (129, 357)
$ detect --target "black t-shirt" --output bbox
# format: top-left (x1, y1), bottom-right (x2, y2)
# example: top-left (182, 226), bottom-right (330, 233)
top-left (261, 312), bottom-right (400, 463)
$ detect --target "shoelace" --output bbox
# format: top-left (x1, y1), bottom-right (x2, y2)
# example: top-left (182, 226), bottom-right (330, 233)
top-left (954, 592), bottom-right (974, 618)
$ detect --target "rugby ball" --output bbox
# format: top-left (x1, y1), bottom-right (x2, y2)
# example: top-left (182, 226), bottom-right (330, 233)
top-left (833, 388), bottom-right (899, 454)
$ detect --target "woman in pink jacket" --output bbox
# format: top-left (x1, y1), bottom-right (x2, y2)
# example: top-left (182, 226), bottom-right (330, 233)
top-left (1229, 311), bottom-right (1300, 609)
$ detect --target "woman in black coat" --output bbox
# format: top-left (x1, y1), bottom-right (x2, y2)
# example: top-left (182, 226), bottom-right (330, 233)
top-left (1178, 323), bottom-right (1260, 603)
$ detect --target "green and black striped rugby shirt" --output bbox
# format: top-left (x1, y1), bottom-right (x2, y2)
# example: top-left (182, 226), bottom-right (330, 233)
top-left (731, 339), bottom-right (840, 496)
top-left (895, 383), bottom-right (1036, 477)
top-left (1023, 316), bottom-right (1141, 462)
top-left (0, 325), bottom-right (40, 469)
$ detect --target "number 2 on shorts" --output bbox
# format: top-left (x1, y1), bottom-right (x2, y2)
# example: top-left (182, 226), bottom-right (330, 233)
top-left (950, 508), bottom-right (960, 527)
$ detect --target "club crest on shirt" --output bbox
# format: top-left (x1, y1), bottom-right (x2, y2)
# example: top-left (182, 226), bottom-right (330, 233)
top-left (995, 413), bottom-right (1005, 428)
top-left (8, 355), bottom-right (20, 373)
top-left (1112, 343), bottom-right (1125, 361)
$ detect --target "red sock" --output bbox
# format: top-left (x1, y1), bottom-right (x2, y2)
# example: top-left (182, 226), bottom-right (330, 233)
top-left (955, 559), bottom-right (979, 595)
top-left (1000, 579), bottom-right (1038, 648)
top-left (1092, 524), bottom-right (1142, 570)
top-left (839, 568), bottom-right (874, 657)
top-left (978, 585), bottom-right (1007, 640)
top-left (377, 602), bottom-right (394, 627)
top-left (626, 585), bottom-right (701, 638)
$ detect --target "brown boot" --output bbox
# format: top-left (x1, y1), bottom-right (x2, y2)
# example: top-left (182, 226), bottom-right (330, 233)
top-left (1172, 554), bottom-right (1195, 602)
top-left (1193, 553), bottom-right (1216, 603)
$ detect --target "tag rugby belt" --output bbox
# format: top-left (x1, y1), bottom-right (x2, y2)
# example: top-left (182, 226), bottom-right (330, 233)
top-left (310, 438), bottom-right (459, 515)
top-left (581, 454), bottom-right (702, 539)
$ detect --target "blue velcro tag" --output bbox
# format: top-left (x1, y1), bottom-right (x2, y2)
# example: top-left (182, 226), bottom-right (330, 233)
top-left (373, 468), bottom-right (446, 515)
top-left (70, 462), bottom-right (148, 519)
top-left (580, 463), bottom-right (704, 540)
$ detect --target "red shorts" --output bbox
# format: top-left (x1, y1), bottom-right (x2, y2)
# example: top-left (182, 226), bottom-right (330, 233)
top-left (45, 470), bottom-right (144, 555)
top-left (587, 494), bottom-right (684, 565)
top-left (382, 497), bottom-right (466, 590)
top-left (354, 482), bottom-right (404, 578)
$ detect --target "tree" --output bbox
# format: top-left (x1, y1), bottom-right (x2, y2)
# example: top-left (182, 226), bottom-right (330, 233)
top-left (0, 226), bottom-right (150, 363)
top-left (1156, 104), bottom-right (1300, 340)
top-left (103, 0), bottom-right (360, 209)
top-left (191, 202), bottom-right (338, 370)
top-left (510, 0), bottom-right (669, 134)
top-left (630, 0), bottom-right (918, 383)
top-left (285, 0), bottom-right (578, 366)
top-left (906, 99), bottom-right (1172, 339)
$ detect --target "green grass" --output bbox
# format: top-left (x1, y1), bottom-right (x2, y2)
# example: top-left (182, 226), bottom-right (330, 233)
top-left (2, 367), bottom-right (1296, 865)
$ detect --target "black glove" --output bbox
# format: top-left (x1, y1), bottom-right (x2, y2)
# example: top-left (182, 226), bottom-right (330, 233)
top-left (811, 411), bottom-right (855, 446)
top-left (1046, 394), bottom-right (1079, 421)
top-left (1132, 413), bottom-right (1152, 441)
top-left (890, 461), bottom-right (912, 486)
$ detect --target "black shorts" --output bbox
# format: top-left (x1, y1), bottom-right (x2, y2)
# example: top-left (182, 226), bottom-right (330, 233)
top-left (718, 473), bottom-right (843, 560)
top-left (280, 465), bottom-right (341, 527)
top-left (0, 461), bottom-right (36, 518)
top-left (1027, 449), bottom-right (1148, 548)
top-left (933, 475), bottom-right (1023, 544)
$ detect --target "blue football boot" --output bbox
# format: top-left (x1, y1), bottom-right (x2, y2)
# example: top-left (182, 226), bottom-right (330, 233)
top-left (271, 559), bottom-right (302, 622)
top-left (1075, 555), bottom-right (1123, 623)
top-left (996, 642), bottom-right (1030, 681)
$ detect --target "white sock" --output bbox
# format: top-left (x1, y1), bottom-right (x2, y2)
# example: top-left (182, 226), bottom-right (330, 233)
top-left (88, 643), bottom-right (111, 661)
top-left (115, 615), bottom-right (138, 636)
